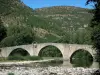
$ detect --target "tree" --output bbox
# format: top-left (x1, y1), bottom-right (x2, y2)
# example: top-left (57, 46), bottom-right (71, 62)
top-left (0, 18), bottom-right (7, 42)
top-left (86, 0), bottom-right (100, 67)
top-left (0, 26), bottom-right (34, 47)
top-left (0, 0), bottom-right (12, 16)
top-left (0, 0), bottom-right (17, 42)
top-left (0, 0), bottom-right (20, 16)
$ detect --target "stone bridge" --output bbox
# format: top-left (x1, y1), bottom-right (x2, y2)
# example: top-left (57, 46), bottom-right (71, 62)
top-left (0, 43), bottom-right (98, 68)
top-left (0, 43), bottom-right (95, 60)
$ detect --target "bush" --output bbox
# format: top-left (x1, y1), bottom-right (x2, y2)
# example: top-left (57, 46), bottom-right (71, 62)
top-left (25, 56), bottom-right (42, 60)
top-left (8, 72), bottom-right (14, 75)
top-left (0, 25), bottom-right (34, 47)
top-left (8, 55), bottom-right (25, 60)
top-left (50, 59), bottom-right (63, 64)
top-left (7, 55), bottom-right (42, 61)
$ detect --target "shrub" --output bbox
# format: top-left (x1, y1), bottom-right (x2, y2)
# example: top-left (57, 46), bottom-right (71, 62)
top-left (8, 55), bottom-right (25, 60)
top-left (50, 59), bottom-right (63, 64)
top-left (25, 56), bottom-right (42, 60)
top-left (8, 72), bottom-right (14, 75)
top-left (7, 55), bottom-right (42, 61)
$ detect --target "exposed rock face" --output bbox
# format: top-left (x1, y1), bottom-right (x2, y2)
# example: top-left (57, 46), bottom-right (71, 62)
top-left (0, 66), bottom-right (97, 75)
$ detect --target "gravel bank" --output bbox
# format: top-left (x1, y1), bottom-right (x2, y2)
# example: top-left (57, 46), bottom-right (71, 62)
top-left (0, 66), bottom-right (97, 75)
top-left (0, 60), bottom-right (98, 75)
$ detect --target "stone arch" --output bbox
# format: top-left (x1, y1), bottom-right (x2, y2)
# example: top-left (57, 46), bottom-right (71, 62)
top-left (70, 49), bottom-right (93, 67)
top-left (37, 44), bottom-right (63, 57)
top-left (69, 46), bottom-right (94, 60)
top-left (70, 49), bottom-right (93, 62)
top-left (8, 48), bottom-right (30, 56)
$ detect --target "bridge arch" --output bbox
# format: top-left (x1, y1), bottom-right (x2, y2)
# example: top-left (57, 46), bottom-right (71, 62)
top-left (38, 45), bottom-right (63, 57)
top-left (8, 48), bottom-right (30, 56)
top-left (70, 49), bottom-right (93, 67)
top-left (68, 45), bottom-right (95, 61)
top-left (36, 43), bottom-right (65, 58)
top-left (70, 49), bottom-right (93, 61)
top-left (0, 43), bottom-right (96, 62)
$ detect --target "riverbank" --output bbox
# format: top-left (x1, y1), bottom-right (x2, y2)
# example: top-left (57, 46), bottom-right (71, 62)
top-left (0, 66), bottom-right (97, 75)
top-left (0, 59), bottom-right (56, 67)
top-left (0, 60), bottom-right (98, 75)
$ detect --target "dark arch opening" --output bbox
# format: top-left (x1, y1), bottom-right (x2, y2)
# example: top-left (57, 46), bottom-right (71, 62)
top-left (70, 49), bottom-right (93, 67)
top-left (9, 48), bottom-right (30, 56)
top-left (38, 45), bottom-right (63, 57)
top-left (38, 45), bottom-right (63, 66)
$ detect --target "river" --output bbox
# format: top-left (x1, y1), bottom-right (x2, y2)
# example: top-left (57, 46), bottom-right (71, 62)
top-left (27, 58), bottom-right (99, 68)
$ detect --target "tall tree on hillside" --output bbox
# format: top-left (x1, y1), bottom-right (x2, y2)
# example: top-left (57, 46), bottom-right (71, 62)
top-left (86, 0), bottom-right (100, 67)
top-left (0, 0), bottom-right (13, 42)
top-left (0, 18), bottom-right (7, 42)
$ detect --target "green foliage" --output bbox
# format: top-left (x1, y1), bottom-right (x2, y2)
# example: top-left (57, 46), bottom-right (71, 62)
top-left (50, 59), bottom-right (63, 64)
top-left (9, 48), bottom-right (30, 56)
top-left (0, 25), bottom-right (34, 47)
top-left (0, 0), bottom-right (93, 47)
top-left (8, 55), bottom-right (26, 60)
top-left (7, 48), bottom-right (42, 60)
top-left (8, 73), bottom-right (14, 75)
top-left (0, 18), bottom-right (7, 42)
top-left (71, 49), bottom-right (93, 67)
top-left (56, 28), bottom-right (91, 44)
top-left (38, 46), bottom-right (63, 57)
top-left (33, 6), bottom-right (92, 44)
top-left (8, 55), bottom-right (42, 61)
top-left (0, 33), bottom-right (34, 47)
top-left (87, 0), bottom-right (100, 67)
top-left (25, 56), bottom-right (42, 60)
top-left (0, 0), bottom-right (22, 16)
top-left (91, 26), bottom-right (100, 63)
top-left (0, 0), bottom-right (35, 47)
top-left (0, 0), bottom-right (12, 15)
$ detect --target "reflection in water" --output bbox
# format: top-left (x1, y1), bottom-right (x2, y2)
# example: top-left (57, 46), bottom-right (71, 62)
top-left (28, 59), bottom-right (98, 68)
top-left (38, 60), bottom-right (63, 67)
top-left (70, 49), bottom-right (93, 67)
top-left (71, 58), bottom-right (93, 67)
top-left (37, 48), bottom-right (95, 68)
top-left (38, 45), bottom-right (63, 67)
top-left (31, 59), bottom-right (63, 67)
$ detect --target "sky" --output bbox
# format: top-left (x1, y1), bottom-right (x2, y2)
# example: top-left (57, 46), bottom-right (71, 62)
top-left (21, 0), bottom-right (93, 9)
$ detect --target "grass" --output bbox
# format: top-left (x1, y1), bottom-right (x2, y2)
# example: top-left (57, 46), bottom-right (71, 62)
top-left (7, 55), bottom-right (42, 61)
top-left (25, 56), bottom-right (43, 60)
top-left (0, 56), bottom-right (42, 62)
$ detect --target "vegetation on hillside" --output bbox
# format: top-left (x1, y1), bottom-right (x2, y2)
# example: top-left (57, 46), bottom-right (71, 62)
top-left (33, 6), bottom-right (93, 44)
top-left (0, 0), bottom-right (93, 47)
top-left (0, 0), bottom-right (35, 47)
top-left (0, 18), bottom-right (6, 42)
top-left (0, 0), bottom-right (95, 67)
